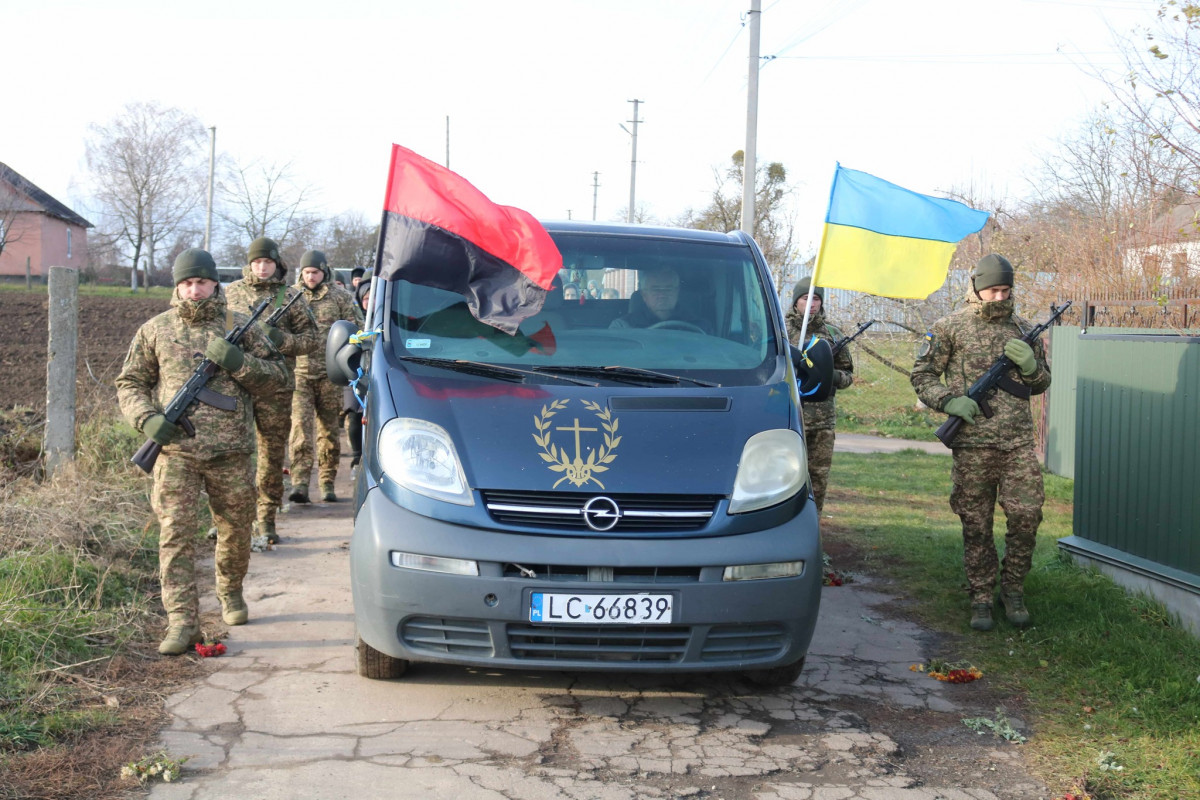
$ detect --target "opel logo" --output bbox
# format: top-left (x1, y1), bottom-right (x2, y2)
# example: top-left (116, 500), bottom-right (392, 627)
top-left (582, 496), bottom-right (621, 531)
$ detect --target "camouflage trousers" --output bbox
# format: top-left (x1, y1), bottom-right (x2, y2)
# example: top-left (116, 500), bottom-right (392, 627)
top-left (950, 444), bottom-right (1044, 604)
top-left (288, 376), bottom-right (343, 489)
top-left (252, 388), bottom-right (293, 526)
top-left (151, 451), bottom-right (255, 627)
top-left (806, 427), bottom-right (836, 515)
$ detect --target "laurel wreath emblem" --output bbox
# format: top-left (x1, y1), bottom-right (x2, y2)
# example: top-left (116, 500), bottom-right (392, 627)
top-left (532, 398), bottom-right (621, 488)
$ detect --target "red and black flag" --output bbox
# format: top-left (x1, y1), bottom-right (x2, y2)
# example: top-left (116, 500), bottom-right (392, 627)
top-left (376, 144), bottom-right (562, 335)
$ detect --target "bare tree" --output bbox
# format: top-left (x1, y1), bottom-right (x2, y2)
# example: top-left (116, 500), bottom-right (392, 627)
top-left (1092, 5), bottom-right (1200, 187)
top-left (676, 151), bottom-right (798, 284)
top-left (218, 159), bottom-right (322, 264)
top-left (85, 102), bottom-right (207, 287)
top-left (317, 211), bottom-right (379, 271)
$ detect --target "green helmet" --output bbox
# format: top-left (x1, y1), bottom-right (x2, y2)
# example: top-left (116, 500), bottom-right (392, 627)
top-left (172, 248), bottom-right (218, 285)
top-left (299, 250), bottom-right (331, 284)
top-left (973, 254), bottom-right (1014, 291)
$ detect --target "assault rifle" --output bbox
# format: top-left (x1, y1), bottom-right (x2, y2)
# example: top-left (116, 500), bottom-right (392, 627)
top-left (263, 288), bottom-right (304, 330)
top-left (832, 319), bottom-right (875, 357)
top-left (131, 297), bottom-right (273, 473)
top-left (934, 301), bottom-right (1072, 448)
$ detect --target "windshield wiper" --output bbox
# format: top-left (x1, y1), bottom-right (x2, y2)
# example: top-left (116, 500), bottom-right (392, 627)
top-left (402, 357), bottom-right (597, 386)
top-left (532, 364), bottom-right (720, 387)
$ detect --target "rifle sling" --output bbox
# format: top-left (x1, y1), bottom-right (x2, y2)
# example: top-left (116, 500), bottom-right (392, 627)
top-left (996, 373), bottom-right (1031, 400)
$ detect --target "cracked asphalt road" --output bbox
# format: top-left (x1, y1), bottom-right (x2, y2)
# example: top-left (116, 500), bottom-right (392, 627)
top-left (148, 449), bottom-right (1048, 800)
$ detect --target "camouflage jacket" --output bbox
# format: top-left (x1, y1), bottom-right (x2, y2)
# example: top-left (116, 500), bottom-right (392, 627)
top-left (116, 289), bottom-right (289, 457)
top-left (224, 265), bottom-right (320, 388)
top-left (293, 279), bottom-right (364, 380)
top-left (787, 309), bottom-right (854, 432)
top-left (910, 290), bottom-right (1051, 450)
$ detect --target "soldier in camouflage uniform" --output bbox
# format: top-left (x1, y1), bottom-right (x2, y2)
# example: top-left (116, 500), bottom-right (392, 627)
top-left (116, 249), bottom-right (288, 655)
top-left (910, 254), bottom-right (1050, 632)
top-left (786, 277), bottom-right (854, 516)
top-left (287, 250), bottom-right (363, 504)
top-left (224, 237), bottom-right (320, 543)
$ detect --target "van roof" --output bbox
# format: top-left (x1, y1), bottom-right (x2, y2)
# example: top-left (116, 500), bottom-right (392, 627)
top-left (541, 220), bottom-right (752, 246)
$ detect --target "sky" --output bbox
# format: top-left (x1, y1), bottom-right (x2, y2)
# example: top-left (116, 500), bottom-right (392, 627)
top-left (3, 0), bottom-right (1160, 259)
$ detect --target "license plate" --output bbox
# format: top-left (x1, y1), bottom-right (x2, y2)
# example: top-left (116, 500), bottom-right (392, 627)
top-left (529, 592), bottom-right (674, 625)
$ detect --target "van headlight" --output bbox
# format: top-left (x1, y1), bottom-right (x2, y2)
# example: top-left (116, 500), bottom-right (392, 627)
top-left (377, 418), bottom-right (474, 506)
top-left (728, 429), bottom-right (807, 514)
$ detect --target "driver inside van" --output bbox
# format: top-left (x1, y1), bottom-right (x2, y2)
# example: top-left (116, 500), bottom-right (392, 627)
top-left (610, 266), bottom-right (703, 330)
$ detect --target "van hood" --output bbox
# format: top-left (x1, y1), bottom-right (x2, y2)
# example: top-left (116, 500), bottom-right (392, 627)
top-left (386, 371), bottom-right (798, 496)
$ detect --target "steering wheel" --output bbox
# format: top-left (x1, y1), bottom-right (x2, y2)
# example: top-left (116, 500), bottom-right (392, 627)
top-left (649, 320), bottom-right (705, 334)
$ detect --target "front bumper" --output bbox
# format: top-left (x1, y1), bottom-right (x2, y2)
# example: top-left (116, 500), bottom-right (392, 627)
top-left (350, 486), bottom-right (822, 673)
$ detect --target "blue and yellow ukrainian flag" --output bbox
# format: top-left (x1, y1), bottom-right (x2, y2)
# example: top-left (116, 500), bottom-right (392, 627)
top-left (813, 164), bottom-right (990, 299)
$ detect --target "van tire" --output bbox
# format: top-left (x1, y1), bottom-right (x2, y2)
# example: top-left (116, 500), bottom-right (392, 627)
top-left (356, 635), bottom-right (409, 679)
top-left (742, 657), bottom-right (805, 687)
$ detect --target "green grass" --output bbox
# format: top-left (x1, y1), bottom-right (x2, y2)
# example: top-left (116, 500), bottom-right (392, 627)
top-left (0, 281), bottom-right (174, 298)
top-left (827, 450), bottom-right (1200, 799)
top-left (0, 414), bottom-right (159, 757)
top-left (836, 336), bottom-right (939, 441)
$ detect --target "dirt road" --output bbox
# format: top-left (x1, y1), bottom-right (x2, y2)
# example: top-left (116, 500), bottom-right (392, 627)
top-left (146, 453), bottom-right (1046, 800)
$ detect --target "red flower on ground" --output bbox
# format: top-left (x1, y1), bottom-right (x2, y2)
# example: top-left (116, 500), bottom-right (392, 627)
top-left (195, 642), bottom-right (227, 658)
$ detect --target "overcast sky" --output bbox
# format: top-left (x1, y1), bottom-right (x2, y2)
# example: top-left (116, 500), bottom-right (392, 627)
top-left (4, 0), bottom-right (1156, 257)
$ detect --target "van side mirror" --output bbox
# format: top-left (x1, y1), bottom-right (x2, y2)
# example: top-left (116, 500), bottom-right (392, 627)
top-left (326, 319), bottom-right (362, 386)
top-left (790, 338), bottom-right (834, 403)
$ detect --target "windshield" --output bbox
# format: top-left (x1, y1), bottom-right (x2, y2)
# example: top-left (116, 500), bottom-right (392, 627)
top-left (387, 230), bottom-right (778, 385)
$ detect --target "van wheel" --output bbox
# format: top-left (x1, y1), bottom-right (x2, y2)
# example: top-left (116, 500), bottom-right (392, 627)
top-left (356, 635), bottom-right (409, 679)
top-left (743, 657), bottom-right (805, 687)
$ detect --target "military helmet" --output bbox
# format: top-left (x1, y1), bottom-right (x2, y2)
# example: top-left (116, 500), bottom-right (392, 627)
top-left (172, 248), bottom-right (219, 285)
top-left (791, 276), bottom-right (824, 307)
top-left (973, 254), bottom-right (1014, 291)
top-left (300, 249), bottom-right (332, 284)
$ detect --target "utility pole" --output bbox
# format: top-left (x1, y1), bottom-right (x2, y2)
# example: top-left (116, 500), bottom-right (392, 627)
top-left (741, 0), bottom-right (761, 237)
top-left (205, 126), bottom-right (216, 251)
top-left (446, 115), bottom-right (451, 168)
top-left (592, 171), bottom-right (600, 221)
top-left (620, 99), bottom-right (643, 223)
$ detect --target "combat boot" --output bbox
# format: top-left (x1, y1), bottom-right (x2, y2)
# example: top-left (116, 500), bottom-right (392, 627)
top-left (158, 623), bottom-right (202, 656)
top-left (1001, 591), bottom-right (1031, 627)
top-left (288, 484), bottom-right (310, 504)
top-left (257, 520), bottom-right (279, 545)
top-left (220, 591), bottom-right (249, 626)
top-left (969, 603), bottom-right (994, 632)
top-left (320, 483), bottom-right (337, 502)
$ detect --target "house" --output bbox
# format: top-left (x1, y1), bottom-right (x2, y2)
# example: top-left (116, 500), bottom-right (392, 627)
top-left (1121, 200), bottom-right (1200, 283)
top-left (0, 162), bottom-right (93, 279)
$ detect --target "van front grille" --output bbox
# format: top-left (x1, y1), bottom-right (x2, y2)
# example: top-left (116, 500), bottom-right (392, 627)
top-left (507, 624), bottom-right (690, 662)
top-left (401, 617), bottom-right (494, 656)
top-left (700, 623), bottom-right (787, 662)
top-left (482, 490), bottom-right (719, 532)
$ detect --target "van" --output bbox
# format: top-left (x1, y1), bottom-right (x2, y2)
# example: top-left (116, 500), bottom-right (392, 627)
top-left (327, 221), bottom-right (833, 685)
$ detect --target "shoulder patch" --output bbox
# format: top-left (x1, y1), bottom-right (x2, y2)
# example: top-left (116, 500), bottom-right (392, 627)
top-left (917, 331), bottom-right (933, 358)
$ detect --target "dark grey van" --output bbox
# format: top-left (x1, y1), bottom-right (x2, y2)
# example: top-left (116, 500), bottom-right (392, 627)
top-left (327, 221), bottom-right (832, 685)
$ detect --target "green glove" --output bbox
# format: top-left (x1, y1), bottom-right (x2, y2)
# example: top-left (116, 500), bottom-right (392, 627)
top-left (206, 338), bottom-right (245, 373)
top-left (264, 325), bottom-right (286, 347)
top-left (1004, 339), bottom-right (1036, 376)
top-left (944, 396), bottom-right (980, 425)
top-left (143, 414), bottom-right (181, 446)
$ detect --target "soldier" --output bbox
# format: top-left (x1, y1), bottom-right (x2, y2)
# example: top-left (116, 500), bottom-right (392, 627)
top-left (116, 249), bottom-right (287, 654)
top-left (343, 271), bottom-right (374, 471)
top-left (287, 250), bottom-right (363, 503)
top-left (224, 237), bottom-right (320, 544)
top-left (910, 254), bottom-right (1050, 632)
top-left (786, 277), bottom-right (854, 516)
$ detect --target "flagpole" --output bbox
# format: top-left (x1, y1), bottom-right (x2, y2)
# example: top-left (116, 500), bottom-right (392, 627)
top-left (796, 165), bottom-right (838, 350)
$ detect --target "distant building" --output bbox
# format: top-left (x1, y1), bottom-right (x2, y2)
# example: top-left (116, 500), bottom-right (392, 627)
top-left (0, 162), bottom-right (93, 279)
top-left (1121, 201), bottom-right (1200, 283)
